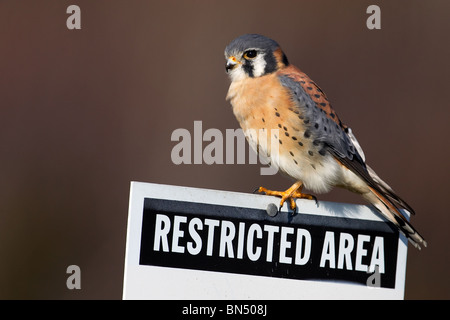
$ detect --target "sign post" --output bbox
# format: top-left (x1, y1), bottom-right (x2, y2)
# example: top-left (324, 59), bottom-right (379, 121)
top-left (123, 181), bottom-right (408, 299)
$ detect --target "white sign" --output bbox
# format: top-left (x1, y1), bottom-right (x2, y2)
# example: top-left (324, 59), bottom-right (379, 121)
top-left (123, 182), bottom-right (408, 299)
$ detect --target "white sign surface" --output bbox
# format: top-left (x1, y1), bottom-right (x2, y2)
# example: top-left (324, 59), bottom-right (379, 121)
top-left (123, 181), bottom-right (408, 299)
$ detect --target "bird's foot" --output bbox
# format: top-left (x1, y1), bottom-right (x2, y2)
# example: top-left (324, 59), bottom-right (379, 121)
top-left (256, 182), bottom-right (318, 211)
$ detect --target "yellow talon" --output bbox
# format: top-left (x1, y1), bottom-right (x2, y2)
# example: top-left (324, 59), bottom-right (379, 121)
top-left (257, 181), bottom-right (317, 211)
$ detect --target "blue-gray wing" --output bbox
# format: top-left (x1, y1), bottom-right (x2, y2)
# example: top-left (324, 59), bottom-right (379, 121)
top-left (277, 72), bottom-right (365, 165)
top-left (277, 69), bottom-right (415, 214)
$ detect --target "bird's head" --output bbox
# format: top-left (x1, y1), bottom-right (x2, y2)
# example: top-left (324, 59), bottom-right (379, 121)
top-left (224, 34), bottom-right (289, 82)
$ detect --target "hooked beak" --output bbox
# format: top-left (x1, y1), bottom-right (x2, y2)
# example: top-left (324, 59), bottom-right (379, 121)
top-left (225, 56), bottom-right (238, 72)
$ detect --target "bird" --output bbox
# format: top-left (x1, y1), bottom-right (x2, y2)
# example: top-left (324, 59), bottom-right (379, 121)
top-left (224, 34), bottom-right (427, 249)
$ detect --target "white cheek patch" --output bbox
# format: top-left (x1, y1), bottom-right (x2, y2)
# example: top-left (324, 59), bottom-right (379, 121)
top-left (228, 66), bottom-right (247, 82)
top-left (252, 53), bottom-right (267, 77)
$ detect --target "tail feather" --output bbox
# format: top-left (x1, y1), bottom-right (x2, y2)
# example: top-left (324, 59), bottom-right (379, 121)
top-left (330, 152), bottom-right (426, 249)
top-left (366, 165), bottom-right (416, 215)
top-left (364, 186), bottom-right (427, 250)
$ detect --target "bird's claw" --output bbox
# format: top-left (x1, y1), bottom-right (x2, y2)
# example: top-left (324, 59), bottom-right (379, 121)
top-left (253, 184), bottom-right (318, 212)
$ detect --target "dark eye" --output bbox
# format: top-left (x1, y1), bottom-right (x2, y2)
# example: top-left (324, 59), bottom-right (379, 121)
top-left (243, 50), bottom-right (257, 59)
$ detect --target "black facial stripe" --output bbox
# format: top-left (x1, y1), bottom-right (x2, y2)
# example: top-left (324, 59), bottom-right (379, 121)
top-left (264, 51), bottom-right (277, 74)
top-left (282, 53), bottom-right (289, 66)
top-left (243, 60), bottom-right (254, 77)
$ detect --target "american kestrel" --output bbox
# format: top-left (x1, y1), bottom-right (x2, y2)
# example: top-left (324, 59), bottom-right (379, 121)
top-left (224, 34), bottom-right (426, 249)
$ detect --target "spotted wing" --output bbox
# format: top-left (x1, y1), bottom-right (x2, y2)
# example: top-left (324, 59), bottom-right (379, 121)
top-left (277, 66), bottom-right (415, 215)
top-left (277, 67), bottom-right (364, 164)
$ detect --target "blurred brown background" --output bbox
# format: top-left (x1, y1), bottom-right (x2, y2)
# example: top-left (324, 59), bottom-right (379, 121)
top-left (0, 0), bottom-right (448, 299)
